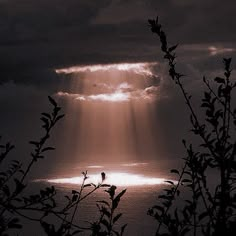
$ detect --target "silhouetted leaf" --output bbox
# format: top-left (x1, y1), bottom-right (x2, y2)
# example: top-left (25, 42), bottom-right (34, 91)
top-left (101, 184), bottom-right (111, 187)
top-left (214, 77), bottom-right (225, 84)
top-left (72, 194), bottom-right (78, 202)
top-left (113, 213), bottom-right (122, 224)
top-left (165, 180), bottom-right (174, 185)
top-left (170, 169), bottom-right (179, 175)
top-left (84, 184), bottom-right (91, 187)
top-left (29, 141), bottom-right (39, 146)
top-left (101, 219), bottom-right (110, 229)
top-left (101, 172), bottom-right (106, 182)
top-left (112, 189), bottom-right (126, 210)
top-left (55, 114), bottom-right (65, 122)
top-left (72, 230), bottom-right (83, 235)
top-left (153, 205), bottom-right (164, 213)
top-left (41, 113), bottom-right (51, 119)
top-left (169, 44), bottom-right (178, 52)
top-left (181, 227), bottom-right (190, 236)
top-left (198, 211), bottom-right (208, 221)
top-left (42, 147), bottom-right (55, 152)
top-left (120, 224), bottom-right (127, 236)
top-left (48, 96), bottom-right (57, 107)
top-left (72, 190), bottom-right (79, 194)
top-left (14, 178), bottom-right (25, 194)
top-left (97, 200), bottom-right (110, 207)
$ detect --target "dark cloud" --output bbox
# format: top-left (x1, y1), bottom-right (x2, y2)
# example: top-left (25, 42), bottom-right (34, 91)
top-left (0, 0), bottom-right (235, 84)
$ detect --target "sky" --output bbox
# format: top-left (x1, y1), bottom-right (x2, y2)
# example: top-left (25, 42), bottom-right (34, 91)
top-left (0, 0), bottom-right (236, 177)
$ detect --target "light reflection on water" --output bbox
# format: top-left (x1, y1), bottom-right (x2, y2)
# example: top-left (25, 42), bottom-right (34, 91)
top-left (32, 181), bottom-right (163, 235)
top-left (46, 172), bottom-right (171, 187)
top-left (30, 162), bottom-right (178, 235)
top-left (36, 161), bottom-right (177, 187)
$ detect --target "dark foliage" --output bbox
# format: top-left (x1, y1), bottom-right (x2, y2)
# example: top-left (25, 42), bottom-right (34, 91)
top-left (89, 185), bottom-right (127, 236)
top-left (148, 16), bottom-right (236, 236)
top-left (0, 96), bottom-right (126, 236)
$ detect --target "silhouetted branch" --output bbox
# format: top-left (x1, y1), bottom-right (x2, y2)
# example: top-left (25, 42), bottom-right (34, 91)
top-left (148, 15), bottom-right (236, 236)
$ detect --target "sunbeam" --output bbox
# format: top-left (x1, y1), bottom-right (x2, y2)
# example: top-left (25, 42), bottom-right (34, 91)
top-left (55, 62), bottom-right (162, 165)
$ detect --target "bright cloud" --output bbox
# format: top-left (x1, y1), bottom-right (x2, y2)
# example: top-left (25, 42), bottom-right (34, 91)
top-left (55, 62), bottom-right (160, 102)
top-left (88, 92), bottom-right (130, 102)
top-left (181, 44), bottom-right (235, 56)
top-left (57, 91), bottom-right (130, 102)
top-left (55, 62), bottom-right (157, 77)
top-left (208, 46), bottom-right (235, 56)
top-left (56, 85), bottom-right (159, 102)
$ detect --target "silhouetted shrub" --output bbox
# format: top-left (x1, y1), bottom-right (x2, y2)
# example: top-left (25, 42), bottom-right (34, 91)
top-left (148, 16), bottom-right (236, 236)
top-left (0, 96), bottom-right (126, 236)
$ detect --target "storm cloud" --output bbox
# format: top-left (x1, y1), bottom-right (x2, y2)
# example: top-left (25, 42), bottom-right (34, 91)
top-left (0, 0), bottom-right (236, 77)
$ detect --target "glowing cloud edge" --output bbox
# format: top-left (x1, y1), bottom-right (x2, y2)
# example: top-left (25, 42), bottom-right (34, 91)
top-left (55, 62), bottom-right (157, 77)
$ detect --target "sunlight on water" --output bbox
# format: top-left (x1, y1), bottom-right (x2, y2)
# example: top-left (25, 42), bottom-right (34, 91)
top-left (87, 165), bottom-right (104, 169)
top-left (46, 172), bottom-right (173, 187)
top-left (121, 162), bottom-right (148, 167)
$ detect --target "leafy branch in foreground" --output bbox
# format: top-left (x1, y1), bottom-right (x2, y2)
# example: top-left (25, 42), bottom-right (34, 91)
top-left (21, 96), bottom-right (65, 182)
top-left (0, 96), bottom-right (127, 236)
top-left (148, 16), bottom-right (236, 236)
top-left (89, 185), bottom-right (127, 236)
top-left (0, 96), bottom-right (65, 235)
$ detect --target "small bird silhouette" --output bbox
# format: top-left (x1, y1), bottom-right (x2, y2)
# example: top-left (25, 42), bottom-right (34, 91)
top-left (101, 172), bottom-right (106, 182)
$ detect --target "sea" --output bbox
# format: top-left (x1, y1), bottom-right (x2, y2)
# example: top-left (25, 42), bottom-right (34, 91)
top-left (20, 161), bottom-right (179, 236)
